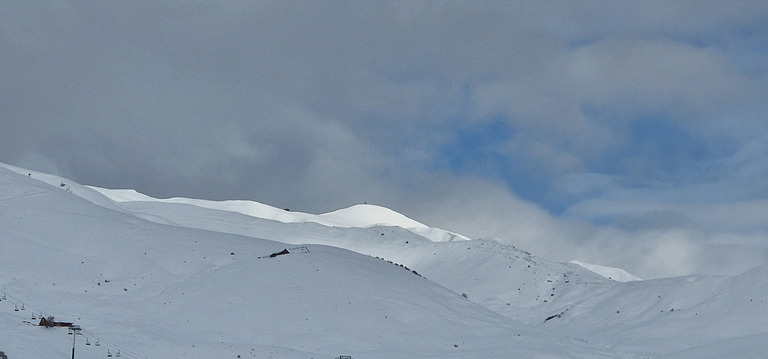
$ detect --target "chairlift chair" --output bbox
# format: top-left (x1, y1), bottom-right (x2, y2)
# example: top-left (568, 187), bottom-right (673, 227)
top-left (14, 304), bottom-right (18, 312)
top-left (95, 339), bottom-right (100, 346)
top-left (86, 338), bottom-right (91, 346)
top-left (20, 303), bottom-right (24, 310)
top-left (116, 350), bottom-right (121, 357)
top-left (107, 349), bottom-right (112, 357)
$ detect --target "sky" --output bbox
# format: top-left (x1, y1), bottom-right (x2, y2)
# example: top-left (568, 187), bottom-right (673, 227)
top-left (2, 1), bottom-right (768, 278)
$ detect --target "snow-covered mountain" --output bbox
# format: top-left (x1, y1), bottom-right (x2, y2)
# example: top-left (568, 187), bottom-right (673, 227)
top-left (2, 162), bottom-right (767, 358)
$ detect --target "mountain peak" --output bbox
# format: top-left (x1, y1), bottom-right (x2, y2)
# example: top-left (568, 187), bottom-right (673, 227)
top-left (316, 203), bottom-right (429, 229)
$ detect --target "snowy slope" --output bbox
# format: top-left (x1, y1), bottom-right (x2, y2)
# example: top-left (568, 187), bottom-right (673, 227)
top-left (536, 266), bottom-right (768, 357)
top-left (94, 197), bottom-right (612, 316)
top-left (570, 260), bottom-right (642, 282)
top-left (0, 164), bottom-right (624, 358)
top-left (4, 162), bottom-right (768, 358)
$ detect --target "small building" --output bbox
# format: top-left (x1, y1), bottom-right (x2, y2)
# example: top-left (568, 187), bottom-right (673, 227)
top-left (38, 317), bottom-right (73, 328)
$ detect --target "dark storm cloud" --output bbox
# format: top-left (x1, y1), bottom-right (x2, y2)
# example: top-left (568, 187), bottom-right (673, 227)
top-left (2, 1), bottom-right (768, 278)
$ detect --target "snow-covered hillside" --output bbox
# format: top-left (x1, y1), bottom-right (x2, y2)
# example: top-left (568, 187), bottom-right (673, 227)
top-left (0, 164), bottom-right (621, 358)
top-left (2, 162), bottom-right (768, 358)
top-left (570, 260), bottom-right (643, 282)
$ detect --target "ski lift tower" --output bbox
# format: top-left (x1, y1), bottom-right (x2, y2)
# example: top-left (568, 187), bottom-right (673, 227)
top-left (68, 325), bottom-right (81, 359)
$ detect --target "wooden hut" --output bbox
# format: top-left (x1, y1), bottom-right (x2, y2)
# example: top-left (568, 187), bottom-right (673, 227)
top-left (38, 316), bottom-right (73, 328)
